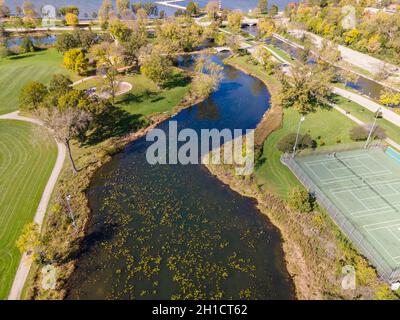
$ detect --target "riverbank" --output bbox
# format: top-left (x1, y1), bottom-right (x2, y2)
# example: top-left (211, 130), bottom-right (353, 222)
top-left (22, 73), bottom-right (209, 300)
top-left (206, 55), bottom-right (397, 299)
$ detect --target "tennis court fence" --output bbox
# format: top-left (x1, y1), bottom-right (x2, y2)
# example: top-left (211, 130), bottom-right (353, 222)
top-left (281, 153), bottom-right (400, 283)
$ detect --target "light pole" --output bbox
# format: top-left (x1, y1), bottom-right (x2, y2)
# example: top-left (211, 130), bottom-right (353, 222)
top-left (364, 107), bottom-right (381, 149)
top-left (292, 116), bottom-right (305, 157)
top-left (66, 194), bottom-right (77, 230)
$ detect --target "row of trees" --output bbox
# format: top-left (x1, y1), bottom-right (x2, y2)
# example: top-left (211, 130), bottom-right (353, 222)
top-left (288, 2), bottom-right (400, 64)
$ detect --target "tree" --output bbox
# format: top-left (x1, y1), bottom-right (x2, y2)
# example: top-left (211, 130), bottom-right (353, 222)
top-left (269, 4), bottom-right (278, 17)
top-left (122, 23), bottom-right (148, 65)
top-left (56, 30), bottom-right (99, 52)
top-left (205, 1), bottom-right (219, 20)
top-left (226, 35), bottom-right (241, 54)
top-left (349, 125), bottom-right (368, 141)
top-left (258, 0), bottom-right (268, 14)
top-left (186, 1), bottom-right (199, 16)
top-left (99, 0), bottom-right (113, 23)
top-left (0, 0), bottom-right (10, 18)
top-left (92, 42), bottom-right (123, 103)
top-left (65, 13), bottom-right (79, 26)
top-left (279, 62), bottom-right (333, 115)
top-left (257, 17), bottom-right (276, 39)
top-left (192, 55), bottom-right (224, 97)
top-left (19, 81), bottom-right (48, 110)
top-left (59, 6), bottom-right (80, 16)
top-left (287, 186), bottom-right (314, 213)
top-left (227, 11), bottom-right (243, 32)
top-left (116, 0), bottom-right (130, 18)
top-left (156, 20), bottom-right (204, 52)
top-left (64, 48), bottom-right (89, 75)
top-left (109, 20), bottom-right (131, 42)
top-left (20, 36), bottom-right (35, 53)
top-left (22, 1), bottom-right (37, 19)
top-left (16, 223), bottom-right (41, 257)
top-left (139, 47), bottom-right (173, 87)
top-left (37, 107), bottom-right (92, 174)
top-left (277, 133), bottom-right (315, 152)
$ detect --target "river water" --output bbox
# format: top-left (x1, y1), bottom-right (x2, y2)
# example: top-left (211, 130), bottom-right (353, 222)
top-left (66, 54), bottom-right (296, 300)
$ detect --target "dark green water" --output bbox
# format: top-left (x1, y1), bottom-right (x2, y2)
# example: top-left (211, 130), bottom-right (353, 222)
top-left (66, 55), bottom-right (295, 300)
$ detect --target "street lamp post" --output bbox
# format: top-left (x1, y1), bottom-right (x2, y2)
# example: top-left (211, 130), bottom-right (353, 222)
top-left (364, 108), bottom-right (381, 149)
top-left (66, 194), bottom-right (77, 230)
top-left (292, 116), bottom-right (305, 157)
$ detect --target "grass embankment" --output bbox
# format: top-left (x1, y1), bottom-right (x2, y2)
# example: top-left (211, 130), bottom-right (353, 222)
top-left (22, 69), bottom-right (198, 300)
top-left (207, 54), bottom-right (397, 299)
top-left (0, 49), bottom-right (79, 115)
top-left (0, 120), bottom-right (57, 299)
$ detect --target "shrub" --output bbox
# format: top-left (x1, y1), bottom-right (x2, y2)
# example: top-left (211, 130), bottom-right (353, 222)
top-left (349, 125), bottom-right (368, 141)
top-left (21, 36), bottom-right (35, 53)
top-left (277, 133), bottom-right (315, 153)
top-left (287, 186), bottom-right (314, 213)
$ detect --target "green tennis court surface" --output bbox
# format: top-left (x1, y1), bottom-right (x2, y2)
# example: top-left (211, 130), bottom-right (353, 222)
top-left (294, 148), bottom-right (400, 278)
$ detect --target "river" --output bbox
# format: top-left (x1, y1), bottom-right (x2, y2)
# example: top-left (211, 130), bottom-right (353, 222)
top-left (66, 54), bottom-right (296, 300)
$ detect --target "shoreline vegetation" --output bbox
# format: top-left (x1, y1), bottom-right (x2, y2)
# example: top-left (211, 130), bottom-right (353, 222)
top-left (207, 54), bottom-right (397, 300)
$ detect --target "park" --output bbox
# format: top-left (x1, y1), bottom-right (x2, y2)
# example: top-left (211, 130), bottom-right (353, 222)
top-left (0, 0), bottom-right (400, 301)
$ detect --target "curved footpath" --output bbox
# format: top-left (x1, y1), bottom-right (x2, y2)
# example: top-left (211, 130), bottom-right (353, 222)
top-left (0, 112), bottom-right (66, 300)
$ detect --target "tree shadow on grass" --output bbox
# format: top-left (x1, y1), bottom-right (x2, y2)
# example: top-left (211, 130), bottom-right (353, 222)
top-left (163, 72), bottom-right (191, 89)
top-left (84, 104), bottom-right (147, 146)
top-left (117, 90), bottom-right (165, 106)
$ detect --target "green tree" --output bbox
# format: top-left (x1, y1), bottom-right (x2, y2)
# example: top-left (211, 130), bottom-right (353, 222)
top-left (140, 47), bottom-right (173, 87)
top-left (16, 223), bottom-right (41, 258)
top-left (59, 6), bottom-right (80, 16)
top-left (64, 48), bottom-right (89, 75)
top-left (186, 1), bottom-right (199, 16)
top-left (21, 36), bottom-right (35, 53)
top-left (269, 4), bottom-right (278, 17)
top-left (258, 0), bottom-right (268, 14)
top-left (279, 62), bottom-right (333, 115)
top-left (19, 81), bottom-right (48, 110)
top-left (109, 20), bottom-right (131, 42)
top-left (227, 11), bottom-right (243, 32)
top-left (287, 186), bottom-right (313, 213)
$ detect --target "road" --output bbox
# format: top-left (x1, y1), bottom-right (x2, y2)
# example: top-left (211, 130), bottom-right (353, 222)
top-left (288, 29), bottom-right (400, 76)
top-left (0, 112), bottom-right (66, 300)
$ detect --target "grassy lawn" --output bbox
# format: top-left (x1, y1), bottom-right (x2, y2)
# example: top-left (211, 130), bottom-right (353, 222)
top-left (74, 71), bottom-right (192, 117)
top-left (333, 95), bottom-right (400, 145)
top-left (0, 49), bottom-right (78, 115)
top-left (0, 120), bottom-right (57, 299)
top-left (255, 107), bottom-right (356, 199)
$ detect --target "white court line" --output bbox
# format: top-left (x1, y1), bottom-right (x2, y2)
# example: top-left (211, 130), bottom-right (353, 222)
top-left (366, 230), bottom-right (399, 265)
top-left (363, 218), bottom-right (400, 229)
top-left (329, 178), bottom-right (400, 194)
top-left (388, 228), bottom-right (400, 242)
top-left (351, 206), bottom-right (400, 218)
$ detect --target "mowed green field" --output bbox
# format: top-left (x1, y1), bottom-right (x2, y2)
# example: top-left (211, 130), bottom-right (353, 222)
top-left (0, 120), bottom-right (57, 299)
top-left (0, 49), bottom-right (77, 115)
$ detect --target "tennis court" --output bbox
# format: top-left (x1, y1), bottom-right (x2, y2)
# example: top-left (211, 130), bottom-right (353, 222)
top-left (288, 147), bottom-right (400, 280)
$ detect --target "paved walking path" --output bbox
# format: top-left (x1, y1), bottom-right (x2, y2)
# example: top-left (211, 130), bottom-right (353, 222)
top-left (0, 112), bottom-right (66, 300)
